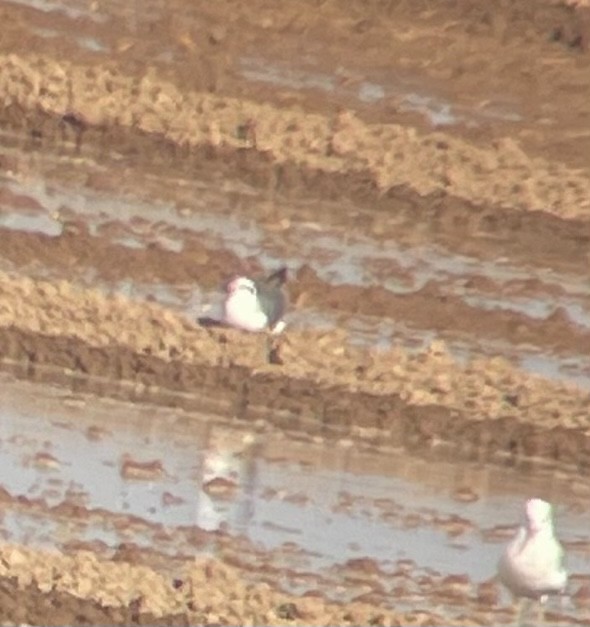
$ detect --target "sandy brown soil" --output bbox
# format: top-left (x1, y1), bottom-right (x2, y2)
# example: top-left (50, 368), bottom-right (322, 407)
top-left (0, 0), bottom-right (589, 623)
top-left (0, 543), bottom-right (482, 627)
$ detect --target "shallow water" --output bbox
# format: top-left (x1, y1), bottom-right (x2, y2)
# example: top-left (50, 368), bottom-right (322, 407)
top-left (238, 57), bottom-right (523, 127)
top-left (0, 376), bottom-right (588, 619)
top-left (30, 26), bottom-right (109, 52)
top-left (6, 0), bottom-right (105, 21)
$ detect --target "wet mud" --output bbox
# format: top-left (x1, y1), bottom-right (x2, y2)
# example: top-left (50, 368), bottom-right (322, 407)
top-left (0, 0), bottom-right (589, 623)
top-left (0, 375), bottom-right (589, 627)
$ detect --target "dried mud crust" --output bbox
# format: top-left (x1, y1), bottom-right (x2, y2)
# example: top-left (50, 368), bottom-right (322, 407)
top-left (0, 544), bottom-right (464, 627)
top-left (1, 271), bottom-right (589, 469)
top-left (1, 0), bottom-right (590, 224)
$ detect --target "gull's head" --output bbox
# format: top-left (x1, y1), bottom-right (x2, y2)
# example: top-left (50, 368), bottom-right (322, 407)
top-left (226, 277), bottom-right (257, 296)
top-left (525, 498), bottom-right (553, 534)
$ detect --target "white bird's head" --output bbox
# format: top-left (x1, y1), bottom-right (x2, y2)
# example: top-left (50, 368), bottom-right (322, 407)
top-left (525, 498), bottom-right (553, 534)
top-left (226, 276), bottom-right (257, 296)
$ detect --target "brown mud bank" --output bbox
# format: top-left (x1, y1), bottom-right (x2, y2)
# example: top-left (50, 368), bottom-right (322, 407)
top-left (0, 0), bottom-right (586, 472)
top-left (0, 544), bottom-right (468, 627)
top-left (1, 271), bottom-right (589, 470)
top-left (0, 0), bottom-right (590, 278)
top-left (1, 53), bottom-right (590, 278)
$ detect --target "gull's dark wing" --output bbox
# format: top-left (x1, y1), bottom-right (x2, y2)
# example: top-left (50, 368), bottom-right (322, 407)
top-left (255, 267), bottom-right (288, 327)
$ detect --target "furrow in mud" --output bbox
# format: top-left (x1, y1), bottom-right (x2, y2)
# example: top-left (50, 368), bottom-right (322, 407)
top-left (2, 0), bottom-right (589, 170)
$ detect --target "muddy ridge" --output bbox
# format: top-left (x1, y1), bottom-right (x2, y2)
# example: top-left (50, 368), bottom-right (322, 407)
top-left (1, 271), bottom-right (589, 469)
top-left (0, 543), bottom-right (465, 627)
top-left (3, 121), bottom-right (590, 279)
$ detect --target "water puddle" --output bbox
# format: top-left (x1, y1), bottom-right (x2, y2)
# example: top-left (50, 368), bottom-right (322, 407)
top-left (4, 0), bottom-right (106, 22)
top-left (239, 57), bottom-right (460, 126)
top-left (0, 376), bottom-right (588, 620)
top-left (239, 57), bottom-right (522, 127)
top-left (30, 26), bottom-right (109, 52)
top-left (0, 209), bottom-right (62, 237)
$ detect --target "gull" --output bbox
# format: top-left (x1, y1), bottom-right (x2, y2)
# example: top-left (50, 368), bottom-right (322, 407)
top-left (498, 498), bottom-right (567, 624)
top-left (223, 267), bottom-right (288, 334)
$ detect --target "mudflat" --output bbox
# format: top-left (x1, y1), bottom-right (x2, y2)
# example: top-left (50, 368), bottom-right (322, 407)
top-left (0, 0), bottom-right (589, 624)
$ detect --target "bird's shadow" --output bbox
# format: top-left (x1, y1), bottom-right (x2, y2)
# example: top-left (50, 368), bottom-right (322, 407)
top-left (196, 316), bottom-right (227, 329)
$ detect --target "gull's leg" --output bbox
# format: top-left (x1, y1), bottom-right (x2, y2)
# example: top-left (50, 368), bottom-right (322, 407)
top-left (515, 597), bottom-right (524, 627)
top-left (514, 597), bottom-right (528, 627)
top-left (536, 598), bottom-right (546, 626)
top-left (266, 320), bottom-right (286, 364)
top-left (521, 597), bottom-right (545, 627)
top-left (265, 329), bottom-right (283, 365)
